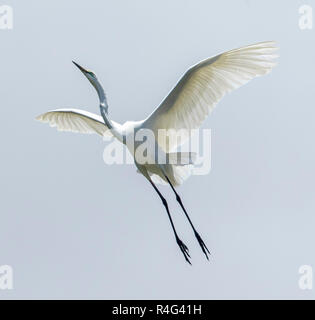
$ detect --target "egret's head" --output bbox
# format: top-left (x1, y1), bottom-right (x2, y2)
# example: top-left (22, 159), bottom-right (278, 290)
top-left (72, 61), bottom-right (106, 105)
top-left (72, 61), bottom-right (98, 86)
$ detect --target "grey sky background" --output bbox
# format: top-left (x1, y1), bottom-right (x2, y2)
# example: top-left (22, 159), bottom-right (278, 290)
top-left (0, 0), bottom-right (314, 299)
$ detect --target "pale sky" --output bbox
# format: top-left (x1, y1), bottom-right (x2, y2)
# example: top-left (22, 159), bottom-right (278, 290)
top-left (0, 0), bottom-right (314, 299)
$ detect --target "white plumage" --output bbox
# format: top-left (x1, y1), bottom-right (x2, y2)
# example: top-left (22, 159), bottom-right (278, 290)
top-left (36, 41), bottom-right (278, 264)
top-left (36, 108), bottom-right (114, 137)
top-left (37, 41), bottom-right (278, 186)
top-left (143, 41), bottom-right (278, 152)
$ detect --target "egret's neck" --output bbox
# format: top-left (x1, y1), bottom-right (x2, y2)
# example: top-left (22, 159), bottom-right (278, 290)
top-left (100, 104), bottom-right (124, 143)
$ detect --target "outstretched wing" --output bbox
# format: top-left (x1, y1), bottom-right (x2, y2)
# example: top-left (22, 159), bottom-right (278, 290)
top-left (143, 41), bottom-right (279, 152)
top-left (36, 108), bottom-right (114, 137)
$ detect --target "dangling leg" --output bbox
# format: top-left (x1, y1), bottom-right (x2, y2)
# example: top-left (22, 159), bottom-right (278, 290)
top-left (148, 178), bottom-right (191, 265)
top-left (163, 174), bottom-right (210, 260)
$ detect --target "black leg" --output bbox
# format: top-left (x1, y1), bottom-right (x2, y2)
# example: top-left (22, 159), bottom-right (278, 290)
top-left (164, 174), bottom-right (210, 260)
top-left (148, 179), bottom-right (191, 265)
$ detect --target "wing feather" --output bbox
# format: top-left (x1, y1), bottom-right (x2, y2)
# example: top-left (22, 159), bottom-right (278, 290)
top-left (143, 41), bottom-right (278, 151)
top-left (36, 108), bottom-right (113, 137)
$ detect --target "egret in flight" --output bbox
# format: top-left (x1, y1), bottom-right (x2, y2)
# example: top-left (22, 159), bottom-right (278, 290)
top-left (36, 41), bottom-right (278, 264)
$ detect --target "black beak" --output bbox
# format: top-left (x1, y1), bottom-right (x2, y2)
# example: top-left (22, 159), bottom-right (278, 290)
top-left (72, 61), bottom-right (88, 74)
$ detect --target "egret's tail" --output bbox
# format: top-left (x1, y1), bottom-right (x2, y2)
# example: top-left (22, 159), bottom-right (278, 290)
top-left (137, 152), bottom-right (197, 186)
top-left (166, 152), bottom-right (197, 165)
top-left (153, 152), bottom-right (197, 186)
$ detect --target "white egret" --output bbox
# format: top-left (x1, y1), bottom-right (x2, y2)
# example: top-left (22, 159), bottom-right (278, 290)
top-left (36, 41), bottom-right (278, 264)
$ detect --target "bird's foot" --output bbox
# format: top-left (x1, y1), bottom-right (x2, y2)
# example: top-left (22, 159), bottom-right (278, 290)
top-left (194, 231), bottom-right (210, 260)
top-left (176, 236), bottom-right (191, 265)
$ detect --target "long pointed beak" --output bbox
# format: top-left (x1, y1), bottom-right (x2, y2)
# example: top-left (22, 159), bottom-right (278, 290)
top-left (72, 61), bottom-right (89, 74)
